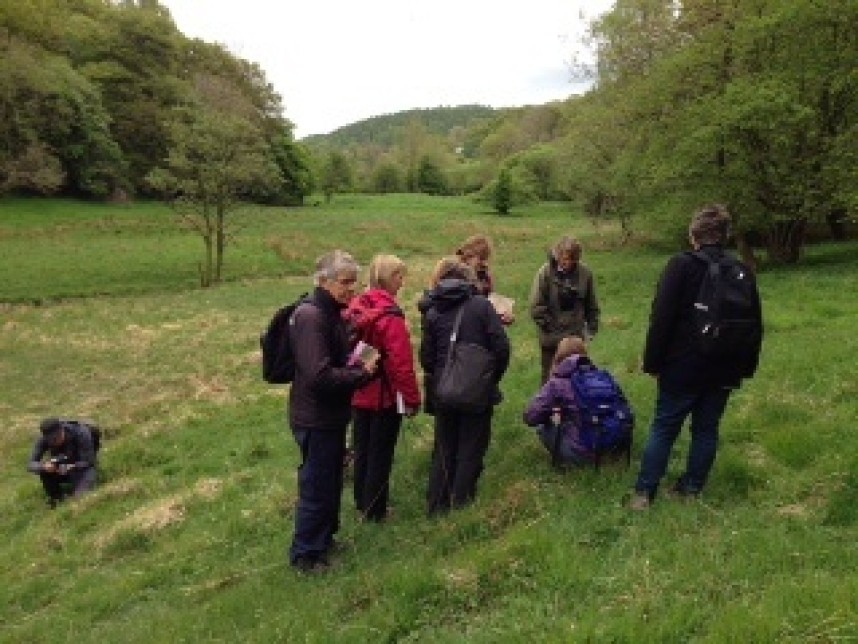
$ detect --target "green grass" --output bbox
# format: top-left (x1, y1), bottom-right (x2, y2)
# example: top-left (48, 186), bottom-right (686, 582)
top-left (1, 195), bottom-right (857, 642)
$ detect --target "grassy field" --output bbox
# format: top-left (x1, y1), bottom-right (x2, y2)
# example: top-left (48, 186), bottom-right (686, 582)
top-left (1, 195), bottom-right (857, 642)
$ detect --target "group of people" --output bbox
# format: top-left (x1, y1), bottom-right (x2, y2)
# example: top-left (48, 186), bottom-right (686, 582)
top-left (284, 237), bottom-right (516, 572)
top-left (27, 204), bottom-right (762, 578)
top-left (282, 205), bottom-right (763, 574)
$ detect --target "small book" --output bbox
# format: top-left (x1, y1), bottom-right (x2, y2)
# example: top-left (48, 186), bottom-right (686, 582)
top-left (488, 293), bottom-right (515, 318)
top-left (349, 340), bottom-right (379, 366)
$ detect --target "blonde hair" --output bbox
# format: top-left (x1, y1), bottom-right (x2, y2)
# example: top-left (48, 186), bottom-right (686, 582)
top-left (430, 256), bottom-right (475, 287)
top-left (457, 235), bottom-right (492, 262)
top-left (552, 336), bottom-right (588, 369)
top-left (368, 254), bottom-right (406, 291)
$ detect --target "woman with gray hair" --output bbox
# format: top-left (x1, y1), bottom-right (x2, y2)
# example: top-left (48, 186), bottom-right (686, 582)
top-left (287, 250), bottom-right (378, 572)
top-left (529, 236), bottom-right (601, 384)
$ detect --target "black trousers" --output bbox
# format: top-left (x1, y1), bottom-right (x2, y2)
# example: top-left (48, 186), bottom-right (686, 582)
top-left (426, 407), bottom-right (493, 516)
top-left (39, 467), bottom-right (96, 501)
top-left (352, 408), bottom-right (402, 521)
top-left (540, 344), bottom-right (557, 385)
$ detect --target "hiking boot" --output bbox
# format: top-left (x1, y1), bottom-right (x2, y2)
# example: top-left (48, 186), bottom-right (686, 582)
top-left (667, 480), bottom-right (701, 502)
top-left (629, 492), bottom-right (652, 511)
top-left (292, 556), bottom-right (329, 575)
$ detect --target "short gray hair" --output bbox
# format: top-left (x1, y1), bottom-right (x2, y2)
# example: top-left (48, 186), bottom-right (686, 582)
top-left (313, 250), bottom-right (359, 286)
top-left (551, 236), bottom-right (582, 261)
top-left (689, 204), bottom-right (731, 246)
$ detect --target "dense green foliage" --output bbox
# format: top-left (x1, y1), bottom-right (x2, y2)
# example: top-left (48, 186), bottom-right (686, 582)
top-left (0, 0), bottom-right (310, 203)
top-left (2, 0), bottom-right (855, 266)
top-left (2, 196), bottom-right (857, 641)
top-left (303, 105), bottom-right (497, 148)
top-left (306, 1), bottom-right (857, 266)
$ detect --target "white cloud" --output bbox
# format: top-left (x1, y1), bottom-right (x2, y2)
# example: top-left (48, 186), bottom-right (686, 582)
top-left (160, 0), bottom-right (613, 138)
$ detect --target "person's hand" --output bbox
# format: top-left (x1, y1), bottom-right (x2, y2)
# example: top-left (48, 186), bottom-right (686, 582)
top-left (42, 461), bottom-right (57, 474)
top-left (362, 353), bottom-right (380, 375)
top-left (500, 311), bottom-right (515, 325)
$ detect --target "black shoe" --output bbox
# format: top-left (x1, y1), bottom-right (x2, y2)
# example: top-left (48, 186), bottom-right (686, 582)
top-left (668, 480), bottom-right (701, 501)
top-left (292, 556), bottom-right (329, 575)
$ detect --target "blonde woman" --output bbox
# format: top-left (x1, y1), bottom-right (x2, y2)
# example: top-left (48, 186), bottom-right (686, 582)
top-left (345, 255), bottom-right (421, 522)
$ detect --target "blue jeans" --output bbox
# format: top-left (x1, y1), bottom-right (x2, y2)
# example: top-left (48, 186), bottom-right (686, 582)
top-left (635, 385), bottom-right (731, 498)
top-left (289, 426), bottom-right (346, 564)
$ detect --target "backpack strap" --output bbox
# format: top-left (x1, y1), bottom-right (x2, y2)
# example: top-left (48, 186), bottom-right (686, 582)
top-left (440, 304), bottom-right (467, 381)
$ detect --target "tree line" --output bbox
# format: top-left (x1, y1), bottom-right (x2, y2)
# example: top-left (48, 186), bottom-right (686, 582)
top-left (0, 0), bottom-right (312, 205)
top-left (309, 0), bottom-right (857, 265)
top-left (2, 0), bottom-right (855, 268)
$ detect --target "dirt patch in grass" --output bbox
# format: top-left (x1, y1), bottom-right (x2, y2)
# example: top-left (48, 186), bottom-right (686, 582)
top-left (94, 476), bottom-right (227, 552)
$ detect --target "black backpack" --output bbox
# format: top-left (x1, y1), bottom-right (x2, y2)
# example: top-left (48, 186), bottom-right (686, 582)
top-left (58, 419), bottom-right (101, 452)
top-left (691, 251), bottom-right (762, 367)
top-left (260, 293), bottom-right (309, 384)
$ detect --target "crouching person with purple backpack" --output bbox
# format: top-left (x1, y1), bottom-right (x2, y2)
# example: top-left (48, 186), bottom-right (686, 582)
top-left (524, 337), bottom-right (633, 469)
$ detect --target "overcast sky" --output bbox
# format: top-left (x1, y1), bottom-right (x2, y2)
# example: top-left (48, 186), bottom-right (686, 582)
top-left (160, 1), bottom-right (614, 139)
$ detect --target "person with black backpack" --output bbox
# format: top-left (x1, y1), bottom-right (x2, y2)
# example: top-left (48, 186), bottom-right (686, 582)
top-left (630, 205), bottom-right (763, 510)
top-left (287, 250), bottom-right (378, 573)
top-left (27, 418), bottom-right (100, 507)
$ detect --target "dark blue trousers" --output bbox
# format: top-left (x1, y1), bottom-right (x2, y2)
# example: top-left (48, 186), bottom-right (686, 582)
top-left (289, 425), bottom-right (346, 564)
top-left (635, 385), bottom-right (731, 498)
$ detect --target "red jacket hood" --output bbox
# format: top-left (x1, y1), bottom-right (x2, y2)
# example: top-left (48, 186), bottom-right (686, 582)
top-left (345, 289), bottom-right (421, 411)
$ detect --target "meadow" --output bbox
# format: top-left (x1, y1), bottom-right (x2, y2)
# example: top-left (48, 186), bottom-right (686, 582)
top-left (1, 195), bottom-right (857, 643)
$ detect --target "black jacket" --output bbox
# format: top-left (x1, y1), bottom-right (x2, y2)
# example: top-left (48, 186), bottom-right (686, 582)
top-left (28, 421), bottom-right (97, 473)
top-left (419, 279), bottom-right (510, 410)
top-left (643, 245), bottom-right (763, 391)
top-left (288, 287), bottom-right (371, 430)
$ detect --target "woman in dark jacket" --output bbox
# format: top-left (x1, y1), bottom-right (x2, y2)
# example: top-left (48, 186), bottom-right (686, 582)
top-left (420, 258), bottom-right (510, 516)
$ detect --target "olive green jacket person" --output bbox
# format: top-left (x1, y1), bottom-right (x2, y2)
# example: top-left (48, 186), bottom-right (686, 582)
top-left (529, 256), bottom-right (600, 348)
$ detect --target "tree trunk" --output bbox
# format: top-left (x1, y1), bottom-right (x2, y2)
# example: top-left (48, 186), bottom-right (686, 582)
top-left (215, 207), bottom-right (225, 284)
top-left (202, 233), bottom-right (213, 287)
top-left (826, 208), bottom-right (848, 241)
top-left (734, 230), bottom-right (758, 274)
top-left (766, 218), bottom-right (806, 264)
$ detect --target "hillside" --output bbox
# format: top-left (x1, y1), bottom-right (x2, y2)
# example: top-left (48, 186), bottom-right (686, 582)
top-left (302, 104), bottom-right (498, 148)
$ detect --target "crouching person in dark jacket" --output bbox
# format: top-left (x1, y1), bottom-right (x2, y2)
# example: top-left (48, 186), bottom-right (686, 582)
top-left (288, 250), bottom-right (378, 573)
top-left (28, 418), bottom-right (100, 507)
top-left (420, 258), bottom-right (510, 516)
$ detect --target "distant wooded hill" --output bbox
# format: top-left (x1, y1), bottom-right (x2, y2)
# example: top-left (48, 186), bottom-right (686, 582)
top-left (302, 105), bottom-right (498, 148)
